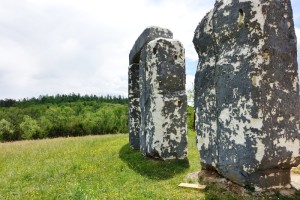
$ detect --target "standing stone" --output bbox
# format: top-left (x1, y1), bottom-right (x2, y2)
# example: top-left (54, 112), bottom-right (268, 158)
top-left (128, 63), bottom-right (141, 149)
top-left (128, 26), bottom-right (173, 150)
top-left (139, 38), bottom-right (188, 160)
top-left (193, 0), bottom-right (300, 190)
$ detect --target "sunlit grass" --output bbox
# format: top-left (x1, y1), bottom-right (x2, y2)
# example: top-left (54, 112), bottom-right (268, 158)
top-left (1, 131), bottom-right (299, 199)
top-left (0, 131), bottom-right (205, 199)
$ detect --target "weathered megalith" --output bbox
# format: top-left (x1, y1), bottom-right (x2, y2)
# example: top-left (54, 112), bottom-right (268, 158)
top-left (193, 0), bottom-right (300, 190)
top-left (139, 38), bottom-right (188, 160)
top-left (128, 63), bottom-right (141, 150)
top-left (128, 26), bottom-right (174, 150)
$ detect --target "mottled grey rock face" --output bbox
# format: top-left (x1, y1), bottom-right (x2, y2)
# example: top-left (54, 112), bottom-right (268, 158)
top-left (139, 38), bottom-right (188, 160)
top-left (128, 63), bottom-right (141, 149)
top-left (193, 0), bottom-right (300, 190)
top-left (129, 26), bottom-right (173, 65)
top-left (128, 26), bottom-right (173, 150)
top-left (128, 26), bottom-right (188, 159)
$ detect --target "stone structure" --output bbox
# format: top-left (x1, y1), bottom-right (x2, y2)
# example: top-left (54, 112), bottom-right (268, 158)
top-left (128, 63), bottom-right (141, 150)
top-left (193, 0), bottom-right (300, 190)
top-left (128, 26), bottom-right (173, 150)
top-left (128, 26), bottom-right (188, 160)
top-left (139, 38), bottom-right (187, 160)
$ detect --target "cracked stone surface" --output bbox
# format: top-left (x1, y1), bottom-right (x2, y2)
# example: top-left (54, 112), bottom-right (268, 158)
top-left (139, 38), bottom-right (188, 160)
top-left (193, 0), bottom-right (300, 190)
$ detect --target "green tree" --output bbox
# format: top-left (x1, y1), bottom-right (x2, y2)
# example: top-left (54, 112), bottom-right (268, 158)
top-left (38, 116), bottom-right (53, 138)
top-left (0, 119), bottom-right (14, 141)
top-left (19, 115), bottom-right (41, 140)
top-left (187, 106), bottom-right (195, 130)
top-left (113, 105), bottom-right (128, 133)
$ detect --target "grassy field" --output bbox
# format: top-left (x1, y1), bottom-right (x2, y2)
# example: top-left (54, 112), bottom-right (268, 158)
top-left (1, 131), bottom-right (299, 200)
top-left (0, 131), bottom-right (204, 199)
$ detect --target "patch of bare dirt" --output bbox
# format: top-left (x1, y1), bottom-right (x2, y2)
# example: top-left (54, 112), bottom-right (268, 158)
top-left (196, 170), bottom-right (299, 199)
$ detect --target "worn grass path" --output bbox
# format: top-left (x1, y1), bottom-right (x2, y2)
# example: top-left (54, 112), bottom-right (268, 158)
top-left (0, 131), bottom-right (206, 199)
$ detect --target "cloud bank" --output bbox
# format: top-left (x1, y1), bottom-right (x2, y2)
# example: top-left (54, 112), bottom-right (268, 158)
top-left (0, 0), bottom-right (299, 99)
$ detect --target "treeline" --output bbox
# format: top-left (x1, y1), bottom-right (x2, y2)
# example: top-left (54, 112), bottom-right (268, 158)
top-left (0, 93), bottom-right (128, 108)
top-left (0, 94), bottom-right (195, 142)
top-left (0, 100), bottom-right (128, 142)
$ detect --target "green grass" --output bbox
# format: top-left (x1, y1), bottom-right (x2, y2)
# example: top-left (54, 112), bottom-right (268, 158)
top-left (1, 131), bottom-right (299, 200)
top-left (0, 131), bottom-right (204, 199)
top-left (292, 167), bottom-right (300, 174)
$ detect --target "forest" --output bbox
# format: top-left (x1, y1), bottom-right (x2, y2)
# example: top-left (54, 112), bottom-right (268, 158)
top-left (0, 94), bottom-right (128, 141)
top-left (0, 94), bottom-right (194, 142)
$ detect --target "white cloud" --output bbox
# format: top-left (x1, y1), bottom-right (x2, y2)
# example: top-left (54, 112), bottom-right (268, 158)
top-left (0, 0), bottom-right (299, 99)
top-left (61, 38), bottom-right (80, 57)
top-left (0, 0), bottom-right (214, 99)
top-left (186, 74), bottom-right (195, 92)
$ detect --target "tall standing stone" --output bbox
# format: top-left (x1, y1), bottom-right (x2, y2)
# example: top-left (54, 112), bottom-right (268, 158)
top-left (128, 26), bottom-right (173, 150)
top-left (139, 38), bottom-right (188, 160)
top-left (193, 0), bottom-right (300, 190)
top-left (128, 63), bottom-right (141, 150)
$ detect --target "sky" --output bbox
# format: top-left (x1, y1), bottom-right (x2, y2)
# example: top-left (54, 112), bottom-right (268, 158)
top-left (0, 0), bottom-right (299, 100)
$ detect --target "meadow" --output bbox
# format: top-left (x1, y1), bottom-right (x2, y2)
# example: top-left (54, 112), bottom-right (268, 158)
top-left (0, 131), bottom-right (206, 199)
top-left (1, 131), bottom-right (299, 199)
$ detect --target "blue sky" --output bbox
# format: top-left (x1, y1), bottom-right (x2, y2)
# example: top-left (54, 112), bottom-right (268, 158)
top-left (0, 0), bottom-right (299, 99)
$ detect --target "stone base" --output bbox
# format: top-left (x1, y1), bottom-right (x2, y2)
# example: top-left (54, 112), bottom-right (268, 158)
top-left (247, 169), bottom-right (291, 191)
top-left (201, 163), bottom-right (293, 190)
top-left (198, 169), bottom-right (298, 199)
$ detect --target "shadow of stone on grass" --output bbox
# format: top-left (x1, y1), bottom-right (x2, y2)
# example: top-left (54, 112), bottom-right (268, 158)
top-left (119, 143), bottom-right (190, 180)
